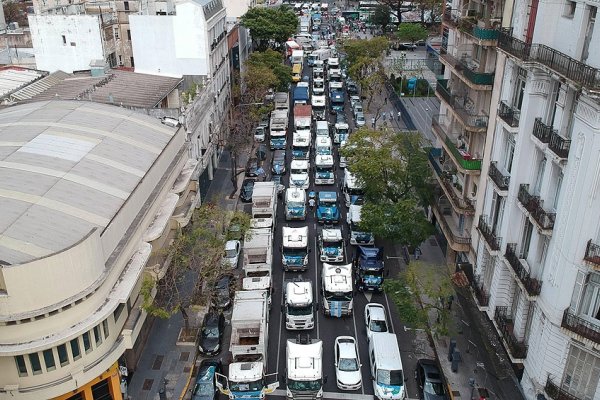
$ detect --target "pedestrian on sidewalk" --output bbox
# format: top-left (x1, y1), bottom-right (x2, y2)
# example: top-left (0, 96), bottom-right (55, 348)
top-left (382, 111), bottom-right (386, 121)
top-left (384, 97), bottom-right (388, 104)
top-left (397, 111), bottom-right (402, 120)
top-left (371, 117), bottom-right (375, 128)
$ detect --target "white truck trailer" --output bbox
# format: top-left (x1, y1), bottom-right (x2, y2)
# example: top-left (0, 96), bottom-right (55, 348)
top-left (282, 226), bottom-right (309, 271)
top-left (284, 280), bottom-right (315, 330)
top-left (252, 182), bottom-right (277, 220)
top-left (286, 336), bottom-right (324, 400)
top-left (270, 109), bottom-right (289, 150)
top-left (243, 227), bottom-right (273, 306)
top-left (321, 263), bottom-right (353, 317)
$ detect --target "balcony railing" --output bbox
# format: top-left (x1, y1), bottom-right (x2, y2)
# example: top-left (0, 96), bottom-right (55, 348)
top-left (505, 243), bottom-right (542, 296)
top-left (435, 79), bottom-right (453, 105)
top-left (431, 118), bottom-right (483, 171)
top-left (518, 184), bottom-right (555, 231)
top-left (562, 308), bottom-right (600, 344)
top-left (443, 8), bottom-right (501, 41)
top-left (488, 161), bottom-right (510, 190)
top-left (431, 201), bottom-right (472, 245)
top-left (549, 131), bottom-right (571, 159)
top-left (429, 153), bottom-right (475, 214)
top-left (494, 306), bottom-right (529, 359)
top-left (545, 377), bottom-right (583, 400)
top-left (435, 80), bottom-right (489, 129)
top-left (440, 51), bottom-right (495, 86)
top-left (478, 215), bottom-right (501, 251)
top-left (498, 100), bottom-right (520, 127)
top-left (473, 26), bottom-right (500, 40)
top-left (471, 277), bottom-right (490, 307)
top-left (532, 118), bottom-right (553, 144)
top-left (584, 239), bottom-right (600, 266)
top-left (498, 29), bottom-right (600, 90)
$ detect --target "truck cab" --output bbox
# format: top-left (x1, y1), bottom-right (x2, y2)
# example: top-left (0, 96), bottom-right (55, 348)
top-left (282, 226), bottom-right (309, 271)
top-left (314, 155), bottom-right (335, 185)
top-left (369, 333), bottom-right (405, 400)
top-left (315, 136), bottom-right (332, 155)
top-left (270, 110), bottom-right (288, 150)
top-left (321, 263), bottom-right (353, 317)
top-left (286, 336), bottom-right (324, 400)
top-left (333, 122), bottom-right (349, 144)
top-left (313, 77), bottom-right (325, 95)
top-left (284, 280), bottom-right (315, 330)
top-left (312, 95), bottom-right (326, 119)
top-left (315, 120), bottom-right (329, 138)
top-left (347, 203), bottom-right (375, 246)
top-left (353, 246), bottom-right (384, 292)
top-left (342, 169), bottom-right (364, 207)
top-left (290, 159), bottom-right (310, 189)
top-left (292, 130), bottom-right (311, 160)
top-left (285, 187), bottom-right (307, 221)
top-left (316, 191), bottom-right (340, 224)
top-left (318, 228), bottom-right (345, 263)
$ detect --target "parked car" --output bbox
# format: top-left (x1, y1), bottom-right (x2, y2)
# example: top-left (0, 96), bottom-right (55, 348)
top-left (415, 359), bottom-right (449, 400)
top-left (364, 303), bottom-right (389, 342)
top-left (192, 359), bottom-right (222, 400)
top-left (271, 175), bottom-right (286, 195)
top-left (334, 336), bottom-right (362, 391)
top-left (349, 95), bottom-right (361, 109)
top-left (355, 112), bottom-right (365, 127)
top-left (353, 104), bottom-right (363, 118)
top-left (258, 114), bottom-right (269, 130)
top-left (272, 150), bottom-right (287, 175)
top-left (395, 42), bottom-right (417, 51)
top-left (245, 158), bottom-right (260, 177)
top-left (213, 274), bottom-right (235, 309)
top-left (256, 144), bottom-right (268, 161)
top-left (347, 82), bottom-right (359, 96)
top-left (198, 310), bottom-right (225, 356)
top-left (239, 179), bottom-right (255, 203)
top-left (222, 240), bottom-right (241, 269)
top-left (254, 126), bottom-right (266, 142)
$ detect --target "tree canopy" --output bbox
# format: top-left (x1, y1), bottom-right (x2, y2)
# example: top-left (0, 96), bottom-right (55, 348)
top-left (341, 129), bottom-right (433, 247)
top-left (371, 5), bottom-right (392, 32)
top-left (240, 6), bottom-right (298, 50)
top-left (396, 23), bottom-right (428, 43)
top-left (247, 49), bottom-right (292, 92)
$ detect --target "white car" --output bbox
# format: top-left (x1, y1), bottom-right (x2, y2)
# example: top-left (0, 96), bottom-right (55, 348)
top-left (364, 303), bottom-right (389, 342)
top-left (350, 95), bottom-right (361, 108)
top-left (334, 336), bottom-right (362, 391)
top-left (223, 240), bottom-right (241, 269)
top-left (355, 112), bottom-right (366, 127)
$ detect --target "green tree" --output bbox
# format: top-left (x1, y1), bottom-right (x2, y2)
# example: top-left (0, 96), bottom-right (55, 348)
top-left (396, 23), bottom-right (428, 43)
top-left (341, 129), bottom-right (433, 247)
top-left (247, 49), bottom-right (292, 92)
top-left (376, 0), bottom-right (413, 24)
top-left (384, 262), bottom-right (454, 336)
top-left (371, 5), bottom-right (391, 33)
top-left (240, 6), bottom-right (298, 50)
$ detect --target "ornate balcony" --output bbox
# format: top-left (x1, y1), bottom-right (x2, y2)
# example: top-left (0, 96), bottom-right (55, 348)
top-left (434, 80), bottom-right (489, 131)
top-left (546, 376), bottom-right (584, 400)
top-left (439, 51), bottom-right (495, 88)
top-left (431, 118), bottom-right (483, 173)
top-left (532, 118), bottom-right (552, 144)
top-left (505, 243), bottom-right (542, 296)
top-left (498, 100), bottom-right (520, 128)
top-left (488, 161), bottom-right (510, 191)
top-left (471, 277), bottom-right (490, 308)
top-left (478, 215), bottom-right (501, 252)
top-left (549, 132), bottom-right (571, 159)
top-left (584, 240), bottom-right (600, 267)
top-left (498, 29), bottom-right (600, 90)
top-left (562, 308), bottom-right (600, 344)
top-left (494, 306), bottom-right (528, 359)
top-left (428, 151), bottom-right (475, 215)
top-left (518, 184), bottom-right (555, 231)
top-left (430, 200), bottom-right (472, 252)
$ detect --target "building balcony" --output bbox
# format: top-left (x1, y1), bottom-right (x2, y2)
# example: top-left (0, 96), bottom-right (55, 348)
top-left (471, 277), bottom-right (490, 309)
top-left (431, 118), bottom-right (482, 174)
top-left (478, 215), bottom-right (501, 253)
top-left (505, 243), bottom-right (542, 296)
top-left (545, 377), bottom-right (583, 400)
top-left (561, 308), bottom-right (600, 345)
top-left (498, 29), bottom-right (600, 90)
top-left (532, 117), bottom-right (552, 145)
top-left (518, 184), bottom-right (556, 232)
top-left (498, 100), bottom-right (520, 128)
top-left (428, 149), bottom-right (475, 215)
top-left (494, 306), bottom-right (528, 360)
top-left (431, 200), bottom-right (472, 252)
top-left (488, 161), bottom-right (510, 192)
top-left (584, 239), bottom-right (600, 267)
top-left (549, 131), bottom-right (571, 160)
top-left (435, 80), bottom-right (489, 131)
top-left (443, 9), bottom-right (501, 45)
top-left (439, 51), bottom-right (495, 89)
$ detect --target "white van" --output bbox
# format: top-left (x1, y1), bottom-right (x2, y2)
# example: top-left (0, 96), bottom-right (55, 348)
top-left (368, 333), bottom-right (405, 400)
top-left (316, 120), bottom-right (329, 137)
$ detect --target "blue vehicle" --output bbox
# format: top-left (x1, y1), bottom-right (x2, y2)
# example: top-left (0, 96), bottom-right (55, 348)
top-left (316, 191), bottom-right (340, 224)
top-left (329, 90), bottom-right (345, 113)
top-left (293, 86), bottom-right (309, 105)
top-left (353, 246), bottom-right (385, 292)
top-left (192, 359), bottom-right (222, 400)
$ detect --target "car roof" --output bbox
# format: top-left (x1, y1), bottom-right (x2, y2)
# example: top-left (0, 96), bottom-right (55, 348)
top-left (366, 303), bottom-right (386, 319)
top-left (273, 150), bottom-right (286, 159)
top-left (225, 240), bottom-right (238, 250)
top-left (337, 340), bottom-right (357, 358)
top-left (318, 191), bottom-right (337, 200)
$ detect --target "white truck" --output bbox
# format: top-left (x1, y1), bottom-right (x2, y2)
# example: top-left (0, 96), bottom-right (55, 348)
top-left (316, 120), bottom-right (329, 137)
top-left (312, 94), bottom-right (326, 119)
top-left (274, 92), bottom-right (290, 114)
top-left (321, 263), bottom-right (353, 317)
top-left (318, 228), bottom-right (345, 263)
top-left (282, 226), bottom-right (309, 271)
top-left (285, 187), bottom-right (307, 221)
top-left (292, 130), bottom-right (311, 160)
top-left (286, 336), bottom-right (324, 400)
top-left (347, 204), bottom-right (375, 246)
top-left (270, 109), bottom-right (289, 150)
top-left (312, 77), bottom-right (325, 95)
top-left (315, 136), bottom-right (332, 155)
top-left (291, 49), bottom-right (305, 66)
top-left (252, 181), bottom-right (277, 220)
top-left (284, 280), bottom-right (315, 330)
top-left (243, 227), bottom-right (273, 306)
top-left (333, 121), bottom-right (349, 144)
top-left (290, 159), bottom-right (310, 189)
top-left (314, 154), bottom-right (335, 185)
top-left (342, 169), bottom-right (364, 207)
top-left (216, 290), bottom-right (278, 400)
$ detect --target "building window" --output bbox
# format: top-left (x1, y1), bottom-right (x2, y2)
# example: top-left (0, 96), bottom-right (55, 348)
top-left (503, 135), bottom-right (515, 173)
top-left (58, 344), bottom-right (69, 366)
top-left (562, 345), bottom-right (600, 399)
top-left (43, 349), bottom-right (56, 371)
top-left (580, 273), bottom-right (600, 321)
top-left (114, 27), bottom-right (119, 40)
top-left (564, 0), bottom-right (576, 17)
top-left (114, 303), bottom-right (125, 322)
top-left (124, 1), bottom-right (129, 10)
top-left (29, 353), bottom-right (42, 374)
top-left (15, 355), bottom-right (27, 376)
top-left (93, 325), bottom-right (102, 346)
top-left (82, 331), bottom-right (92, 353)
top-left (130, 57), bottom-right (135, 68)
top-left (533, 156), bottom-right (546, 195)
top-left (552, 172), bottom-right (563, 210)
top-left (70, 338), bottom-right (81, 360)
top-left (127, 29), bottom-right (131, 40)
top-left (61, 35), bottom-right (66, 45)
top-left (102, 320), bottom-right (110, 338)
top-left (521, 220), bottom-right (534, 259)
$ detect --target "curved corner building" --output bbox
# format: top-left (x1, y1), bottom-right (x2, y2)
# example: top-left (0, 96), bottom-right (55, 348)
top-left (0, 101), bottom-right (199, 399)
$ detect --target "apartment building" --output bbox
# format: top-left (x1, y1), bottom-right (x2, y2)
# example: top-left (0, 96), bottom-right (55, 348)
top-left (469, 0), bottom-right (600, 398)
top-left (429, 0), bottom-right (502, 265)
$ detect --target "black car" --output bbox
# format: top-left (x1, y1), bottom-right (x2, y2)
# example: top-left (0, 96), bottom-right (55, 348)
top-left (192, 359), bottom-right (222, 400)
top-left (271, 150), bottom-right (286, 175)
top-left (240, 179), bottom-right (255, 203)
top-left (347, 82), bottom-right (359, 95)
top-left (415, 359), bottom-right (449, 400)
top-left (245, 158), bottom-right (261, 177)
top-left (395, 42), bottom-right (417, 51)
top-left (256, 144), bottom-right (268, 161)
top-left (213, 274), bottom-right (234, 309)
top-left (198, 311), bottom-right (225, 356)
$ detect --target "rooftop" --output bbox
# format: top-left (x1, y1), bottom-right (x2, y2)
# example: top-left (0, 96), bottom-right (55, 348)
top-left (0, 67), bottom-right (45, 98)
top-left (0, 101), bottom-right (179, 265)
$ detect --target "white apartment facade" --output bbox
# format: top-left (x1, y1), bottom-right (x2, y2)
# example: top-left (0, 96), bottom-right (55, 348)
top-left (470, 0), bottom-right (600, 398)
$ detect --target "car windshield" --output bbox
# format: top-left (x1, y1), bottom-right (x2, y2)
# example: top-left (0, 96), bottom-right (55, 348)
top-left (324, 291), bottom-right (352, 301)
top-left (291, 168), bottom-right (307, 175)
top-left (316, 166), bottom-right (333, 172)
top-left (339, 357), bottom-right (359, 372)
top-left (377, 369), bottom-right (403, 386)
top-left (225, 249), bottom-right (237, 258)
top-left (288, 379), bottom-right (322, 391)
top-left (284, 248), bottom-right (307, 257)
top-left (229, 379), bottom-right (264, 392)
top-left (369, 319), bottom-right (387, 332)
top-left (425, 380), bottom-right (446, 395)
top-left (202, 325), bottom-right (219, 338)
top-left (193, 381), bottom-right (213, 396)
top-left (287, 304), bottom-right (313, 316)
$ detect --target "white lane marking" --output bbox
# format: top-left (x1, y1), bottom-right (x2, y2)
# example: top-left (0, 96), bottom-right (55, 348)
top-left (383, 292), bottom-right (395, 335)
top-left (351, 300), bottom-right (365, 395)
top-left (271, 389), bottom-right (375, 400)
top-left (314, 235), bottom-right (320, 339)
top-left (363, 292), bottom-right (372, 302)
top-left (276, 270), bottom-right (286, 372)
